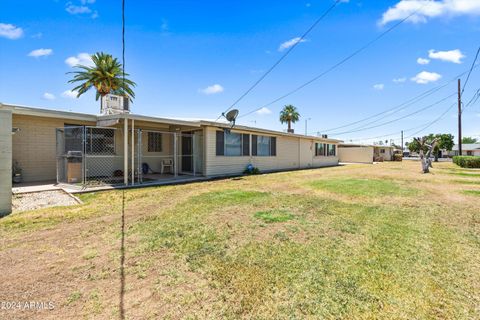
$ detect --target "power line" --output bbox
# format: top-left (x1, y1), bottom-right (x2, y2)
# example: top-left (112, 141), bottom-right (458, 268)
top-left (238, 7), bottom-right (423, 119)
top-left (405, 102), bottom-right (457, 139)
top-left (460, 46), bottom-right (480, 100)
top-left (321, 93), bottom-right (456, 136)
top-left (217, 0), bottom-right (343, 121)
top-left (317, 69), bottom-right (473, 133)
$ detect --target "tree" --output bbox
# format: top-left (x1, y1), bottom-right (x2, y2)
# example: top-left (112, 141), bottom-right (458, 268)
top-left (408, 133), bottom-right (454, 162)
top-left (413, 136), bottom-right (438, 173)
top-left (67, 52), bottom-right (136, 109)
top-left (279, 105), bottom-right (300, 133)
top-left (462, 137), bottom-right (478, 144)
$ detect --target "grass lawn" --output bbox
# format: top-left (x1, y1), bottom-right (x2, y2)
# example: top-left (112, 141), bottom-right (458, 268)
top-left (1, 161), bottom-right (479, 319)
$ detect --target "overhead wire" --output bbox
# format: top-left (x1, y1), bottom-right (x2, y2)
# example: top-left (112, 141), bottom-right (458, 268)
top-left (215, 0), bottom-right (343, 122)
top-left (238, 6), bottom-right (425, 119)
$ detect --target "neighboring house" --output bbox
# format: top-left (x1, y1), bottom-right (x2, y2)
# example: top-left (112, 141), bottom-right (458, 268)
top-left (1, 102), bottom-right (341, 188)
top-left (448, 144), bottom-right (480, 157)
top-left (338, 143), bottom-right (394, 163)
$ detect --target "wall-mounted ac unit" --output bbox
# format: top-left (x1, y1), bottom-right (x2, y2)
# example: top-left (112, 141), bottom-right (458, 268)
top-left (101, 94), bottom-right (130, 114)
top-left (321, 134), bottom-right (328, 139)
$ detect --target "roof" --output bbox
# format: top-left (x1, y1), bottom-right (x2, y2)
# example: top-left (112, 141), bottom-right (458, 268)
top-left (1, 102), bottom-right (343, 143)
top-left (452, 144), bottom-right (480, 151)
top-left (339, 143), bottom-right (394, 148)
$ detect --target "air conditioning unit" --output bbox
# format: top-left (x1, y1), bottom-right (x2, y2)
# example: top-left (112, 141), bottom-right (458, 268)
top-left (101, 94), bottom-right (130, 114)
top-left (322, 134), bottom-right (328, 139)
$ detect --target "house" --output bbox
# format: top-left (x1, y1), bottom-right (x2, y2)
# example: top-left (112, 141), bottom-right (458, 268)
top-left (0, 102), bottom-right (341, 198)
top-left (338, 143), bottom-right (394, 163)
top-left (448, 144), bottom-right (480, 157)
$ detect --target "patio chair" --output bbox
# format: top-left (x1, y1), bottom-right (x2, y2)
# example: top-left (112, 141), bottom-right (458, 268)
top-left (161, 159), bottom-right (173, 174)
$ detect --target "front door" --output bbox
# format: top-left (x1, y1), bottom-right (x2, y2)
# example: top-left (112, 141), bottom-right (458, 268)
top-left (181, 134), bottom-right (193, 173)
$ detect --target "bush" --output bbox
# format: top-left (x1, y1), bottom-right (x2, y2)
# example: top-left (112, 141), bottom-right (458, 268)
top-left (453, 156), bottom-right (480, 168)
top-left (393, 154), bottom-right (403, 162)
top-left (244, 164), bottom-right (261, 175)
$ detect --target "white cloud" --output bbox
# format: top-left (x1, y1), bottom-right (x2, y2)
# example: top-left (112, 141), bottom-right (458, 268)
top-left (81, 0), bottom-right (96, 4)
top-left (0, 23), bottom-right (23, 39)
top-left (65, 2), bottom-right (92, 14)
top-left (393, 77), bottom-right (407, 83)
top-left (65, 53), bottom-right (93, 67)
top-left (62, 90), bottom-right (79, 99)
top-left (28, 48), bottom-right (53, 58)
top-left (411, 71), bottom-right (442, 84)
top-left (31, 32), bottom-right (42, 39)
top-left (199, 84), bottom-right (224, 95)
top-left (380, 0), bottom-right (480, 25)
top-left (42, 92), bottom-right (56, 100)
top-left (417, 57), bottom-right (430, 65)
top-left (373, 83), bottom-right (385, 90)
top-left (91, 11), bottom-right (99, 19)
top-left (256, 107), bottom-right (272, 115)
top-left (278, 37), bottom-right (307, 52)
top-left (428, 49), bottom-right (465, 64)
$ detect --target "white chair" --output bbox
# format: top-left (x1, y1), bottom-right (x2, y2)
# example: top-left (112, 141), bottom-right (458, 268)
top-left (161, 159), bottom-right (173, 174)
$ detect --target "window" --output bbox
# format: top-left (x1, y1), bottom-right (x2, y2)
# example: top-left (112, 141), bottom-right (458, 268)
top-left (252, 135), bottom-right (276, 156)
top-left (216, 130), bottom-right (249, 156)
top-left (315, 143), bottom-right (325, 156)
top-left (327, 144), bottom-right (336, 156)
top-left (380, 148), bottom-right (385, 154)
top-left (148, 132), bottom-right (162, 152)
top-left (225, 131), bottom-right (242, 156)
top-left (86, 128), bottom-right (115, 155)
top-left (64, 125), bottom-right (84, 153)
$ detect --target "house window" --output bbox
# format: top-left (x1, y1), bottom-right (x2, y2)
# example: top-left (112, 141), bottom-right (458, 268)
top-left (86, 128), bottom-right (115, 155)
top-left (327, 144), bottom-right (336, 156)
top-left (64, 125), bottom-right (84, 153)
top-left (225, 131), bottom-right (243, 156)
top-left (147, 132), bottom-right (162, 152)
top-left (315, 143), bottom-right (325, 156)
top-left (252, 135), bottom-right (276, 156)
top-left (380, 148), bottom-right (385, 153)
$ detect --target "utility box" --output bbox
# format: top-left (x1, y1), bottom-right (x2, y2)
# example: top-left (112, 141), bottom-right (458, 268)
top-left (0, 110), bottom-right (12, 215)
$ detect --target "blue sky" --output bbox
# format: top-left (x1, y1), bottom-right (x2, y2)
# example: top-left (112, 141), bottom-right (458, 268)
top-left (1, 0), bottom-right (479, 145)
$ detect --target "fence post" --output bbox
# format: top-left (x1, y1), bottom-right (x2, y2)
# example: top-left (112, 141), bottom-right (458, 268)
top-left (131, 119), bottom-right (134, 185)
top-left (174, 132), bottom-right (178, 177)
top-left (0, 110), bottom-right (12, 215)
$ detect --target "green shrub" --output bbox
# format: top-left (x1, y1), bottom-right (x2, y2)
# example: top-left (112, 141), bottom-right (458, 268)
top-left (453, 156), bottom-right (480, 168)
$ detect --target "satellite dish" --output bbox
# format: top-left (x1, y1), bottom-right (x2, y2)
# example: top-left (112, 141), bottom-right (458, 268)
top-left (223, 109), bottom-right (239, 128)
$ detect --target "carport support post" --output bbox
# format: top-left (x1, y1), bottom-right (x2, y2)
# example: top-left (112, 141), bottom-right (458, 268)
top-left (124, 117), bottom-right (128, 185)
top-left (0, 110), bottom-right (13, 215)
top-left (131, 119), bottom-right (134, 185)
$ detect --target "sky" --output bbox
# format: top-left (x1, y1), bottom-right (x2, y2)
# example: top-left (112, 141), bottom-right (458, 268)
top-left (1, 0), bottom-right (479, 145)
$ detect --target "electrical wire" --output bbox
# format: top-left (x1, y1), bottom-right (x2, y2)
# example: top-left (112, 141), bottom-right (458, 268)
top-left (460, 46), bottom-right (480, 99)
top-left (322, 93), bottom-right (456, 136)
top-left (216, 0), bottom-right (343, 122)
top-left (238, 7), bottom-right (424, 119)
top-left (405, 102), bottom-right (457, 139)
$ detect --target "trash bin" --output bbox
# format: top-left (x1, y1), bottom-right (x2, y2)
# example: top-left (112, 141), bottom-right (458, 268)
top-left (66, 151), bottom-right (82, 183)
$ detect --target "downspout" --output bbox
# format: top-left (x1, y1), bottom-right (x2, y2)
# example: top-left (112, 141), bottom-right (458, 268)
top-left (131, 119), bottom-right (134, 185)
top-left (124, 117), bottom-right (128, 185)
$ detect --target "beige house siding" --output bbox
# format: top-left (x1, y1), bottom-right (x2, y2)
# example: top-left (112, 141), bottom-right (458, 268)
top-left (0, 110), bottom-right (12, 214)
top-left (204, 126), bottom-right (338, 177)
top-left (338, 146), bottom-right (374, 163)
top-left (12, 114), bottom-right (95, 182)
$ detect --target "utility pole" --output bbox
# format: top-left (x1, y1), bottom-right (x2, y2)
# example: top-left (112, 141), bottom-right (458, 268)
top-left (458, 79), bottom-right (462, 156)
top-left (305, 118), bottom-right (311, 136)
top-left (401, 130), bottom-right (404, 153)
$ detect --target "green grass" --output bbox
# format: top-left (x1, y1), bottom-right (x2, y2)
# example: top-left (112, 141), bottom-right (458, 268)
top-left (309, 178), bottom-right (417, 197)
top-left (453, 179), bottom-right (480, 185)
top-left (463, 190), bottom-right (480, 196)
top-left (1, 162), bottom-right (479, 319)
top-left (254, 210), bottom-right (295, 223)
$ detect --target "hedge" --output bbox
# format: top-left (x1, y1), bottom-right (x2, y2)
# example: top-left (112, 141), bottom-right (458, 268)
top-left (453, 156), bottom-right (480, 168)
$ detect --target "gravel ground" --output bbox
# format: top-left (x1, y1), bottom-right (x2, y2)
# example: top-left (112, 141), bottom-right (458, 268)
top-left (12, 190), bottom-right (80, 212)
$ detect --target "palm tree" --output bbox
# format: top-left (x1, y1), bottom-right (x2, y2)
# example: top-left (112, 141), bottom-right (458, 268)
top-left (280, 105), bottom-right (300, 133)
top-left (67, 52), bottom-right (136, 110)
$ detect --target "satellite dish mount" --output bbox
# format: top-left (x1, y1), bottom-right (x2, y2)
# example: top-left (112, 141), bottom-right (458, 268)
top-left (222, 109), bottom-right (239, 128)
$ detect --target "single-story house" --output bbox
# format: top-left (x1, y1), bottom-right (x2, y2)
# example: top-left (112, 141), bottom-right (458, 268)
top-left (0, 102), bottom-right (341, 197)
top-left (338, 143), bottom-right (394, 163)
top-left (447, 144), bottom-right (480, 157)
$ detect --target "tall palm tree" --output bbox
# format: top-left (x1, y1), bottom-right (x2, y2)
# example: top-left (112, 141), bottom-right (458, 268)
top-left (67, 52), bottom-right (136, 110)
top-left (279, 105), bottom-right (300, 133)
